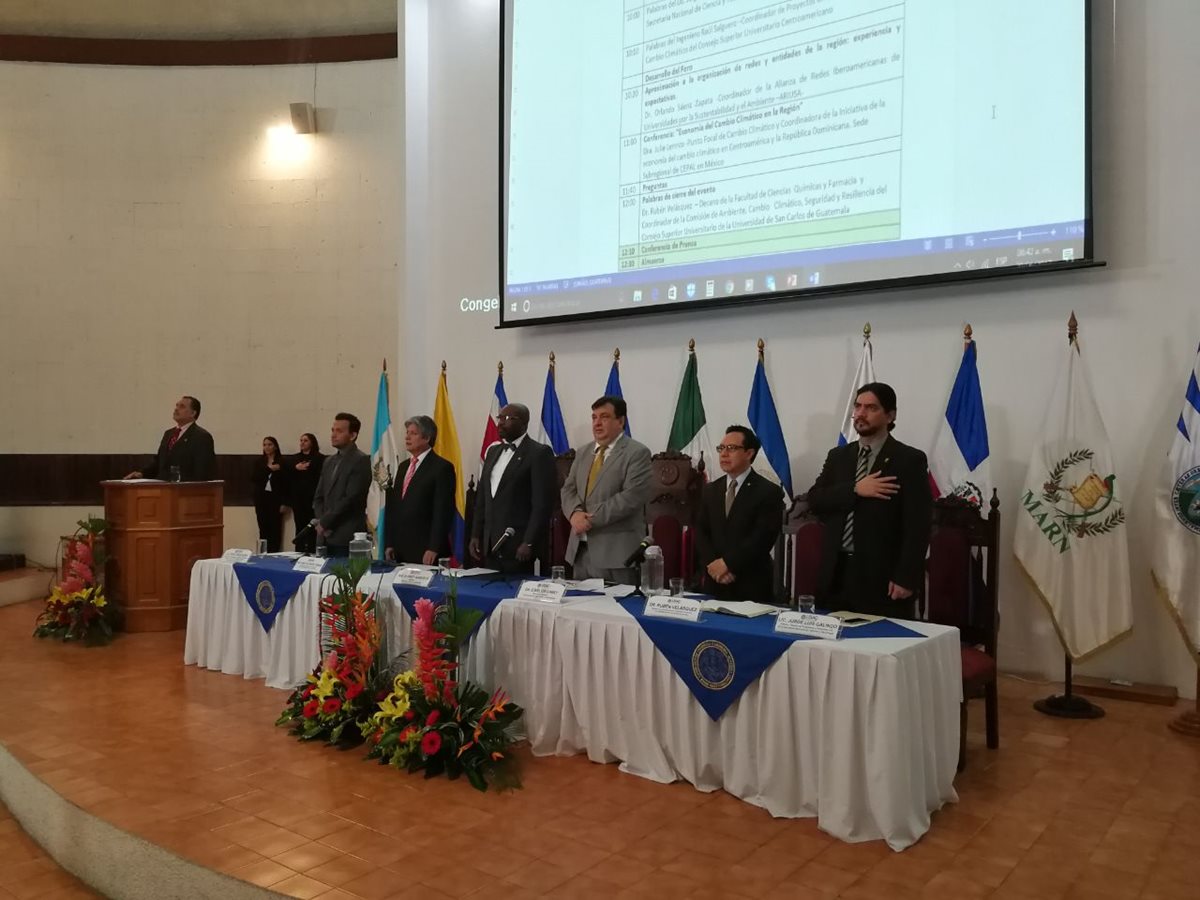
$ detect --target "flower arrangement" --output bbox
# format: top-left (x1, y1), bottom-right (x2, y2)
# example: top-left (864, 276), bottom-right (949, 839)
top-left (34, 517), bottom-right (118, 645)
top-left (361, 580), bottom-right (523, 791)
top-left (277, 559), bottom-right (389, 745)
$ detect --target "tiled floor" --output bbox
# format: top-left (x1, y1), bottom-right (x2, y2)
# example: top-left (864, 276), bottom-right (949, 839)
top-left (0, 802), bottom-right (99, 898)
top-left (2, 598), bottom-right (1199, 899)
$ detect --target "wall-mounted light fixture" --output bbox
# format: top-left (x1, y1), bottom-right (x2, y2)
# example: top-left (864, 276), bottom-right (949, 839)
top-left (289, 102), bottom-right (316, 135)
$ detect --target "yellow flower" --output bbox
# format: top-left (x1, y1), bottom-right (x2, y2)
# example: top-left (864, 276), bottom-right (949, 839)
top-left (312, 668), bottom-right (339, 701)
top-left (91, 594), bottom-right (107, 608)
top-left (394, 670), bottom-right (420, 692)
top-left (376, 691), bottom-right (410, 722)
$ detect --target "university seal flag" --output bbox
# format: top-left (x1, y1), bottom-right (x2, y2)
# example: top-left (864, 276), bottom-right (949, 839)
top-left (1152, 341), bottom-right (1200, 660)
top-left (1013, 317), bottom-right (1133, 661)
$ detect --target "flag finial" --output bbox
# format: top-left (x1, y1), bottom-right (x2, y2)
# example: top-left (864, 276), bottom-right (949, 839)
top-left (497, 360), bottom-right (503, 374)
top-left (441, 359), bottom-right (447, 373)
top-left (863, 322), bottom-right (872, 339)
top-left (613, 347), bottom-right (620, 363)
top-left (688, 338), bottom-right (696, 353)
top-left (382, 358), bottom-right (387, 371)
top-left (757, 337), bottom-right (765, 360)
top-left (964, 323), bottom-right (973, 343)
top-left (549, 351), bottom-right (556, 367)
top-left (1067, 311), bottom-right (1078, 343)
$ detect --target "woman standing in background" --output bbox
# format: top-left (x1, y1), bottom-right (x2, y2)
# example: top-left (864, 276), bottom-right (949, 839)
top-left (252, 436), bottom-right (288, 552)
top-left (290, 432), bottom-right (324, 553)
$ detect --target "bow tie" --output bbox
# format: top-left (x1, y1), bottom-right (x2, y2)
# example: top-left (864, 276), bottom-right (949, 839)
top-left (498, 442), bottom-right (515, 453)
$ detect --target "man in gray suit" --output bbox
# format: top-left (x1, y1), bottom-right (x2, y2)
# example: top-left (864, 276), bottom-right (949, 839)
top-left (561, 395), bottom-right (653, 583)
top-left (312, 412), bottom-right (372, 557)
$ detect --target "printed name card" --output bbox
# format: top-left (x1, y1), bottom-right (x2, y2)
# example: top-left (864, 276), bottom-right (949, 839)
top-left (517, 580), bottom-right (567, 604)
top-left (293, 556), bottom-right (327, 574)
top-left (644, 594), bottom-right (702, 622)
top-left (394, 567), bottom-right (436, 587)
top-left (222, 549), bottom-right (252, 563)
top-left (774, 612), bottom-right (842, 640)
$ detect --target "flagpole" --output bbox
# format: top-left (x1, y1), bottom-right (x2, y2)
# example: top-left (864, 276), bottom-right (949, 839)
top-left (1034, 312), bottom-right (1105, 720)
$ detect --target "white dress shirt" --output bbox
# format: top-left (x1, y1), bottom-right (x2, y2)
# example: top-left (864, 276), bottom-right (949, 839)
top-left (489, 433), bottom-right (526, 497)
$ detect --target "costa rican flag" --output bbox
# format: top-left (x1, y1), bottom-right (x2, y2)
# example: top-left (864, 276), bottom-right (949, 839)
top-left (480, 365), bottom-right (508, 464)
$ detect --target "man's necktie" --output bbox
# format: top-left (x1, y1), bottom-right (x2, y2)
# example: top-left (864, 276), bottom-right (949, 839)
top-left (725, 477), bottom-right (738, 517)
top-left (842, 445), bottom-right (871, 551)
top-left (585, 445), bottom-right (607, 497)
top-left (167, 427), bottom-right (182, 450)
top-left (401, 456), bottom-right (419, 498)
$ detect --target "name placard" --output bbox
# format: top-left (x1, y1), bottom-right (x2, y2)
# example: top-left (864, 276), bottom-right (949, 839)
top-left (394, 567), bottom-right (436, 587)
top-left (774, 612), bottom-right (842, 640)
top-left (293, 556), bottom-right (327, 574)
top-left (517, 580), bottom-right (567, 604)
top-left (222, 549), bottom-right (252, 564)
top-left (644, 595), bottom-right (702, 622)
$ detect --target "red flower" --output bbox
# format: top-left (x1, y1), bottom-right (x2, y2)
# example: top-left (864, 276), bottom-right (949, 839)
top-left (345, 682), bottom-right (364, 701)
top-left (403, 710), bottom-right (416, 721)
top-left (302, 700), bottom-right (319, 718)
top-left (322, 698), bottom-right (342, 715)
top-left (426, 710), bottom-right (441, 727)
top-left (301, 685), bottom-right (314, 698)
top-left (399, 726), bottom-right (416, 742)
top-left (421, 730), bottom-right (442, 756)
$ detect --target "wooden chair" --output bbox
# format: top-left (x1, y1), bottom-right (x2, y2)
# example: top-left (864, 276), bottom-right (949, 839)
top-left (784, 494), bottom-right (824, 606)
top-left (926, 492), bottom-right (1001, 770)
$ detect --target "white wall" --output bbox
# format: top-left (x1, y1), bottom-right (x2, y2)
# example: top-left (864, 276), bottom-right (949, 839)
top-left (403, 1), bottom-right (1198, 696)
top-left (0, 57), bottom-right (403, 562)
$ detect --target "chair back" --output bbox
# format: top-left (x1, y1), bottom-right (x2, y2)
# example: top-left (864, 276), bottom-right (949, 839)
top-left (784, 494), bottom-right (824, 601)
top-left (926, 492), bottom-right (1000, 655)
top-left (651, 514), bottom-right (693, 582)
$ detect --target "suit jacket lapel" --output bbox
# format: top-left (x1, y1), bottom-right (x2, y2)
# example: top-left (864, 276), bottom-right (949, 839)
top-left (872, 436), bottom-right (897, 475)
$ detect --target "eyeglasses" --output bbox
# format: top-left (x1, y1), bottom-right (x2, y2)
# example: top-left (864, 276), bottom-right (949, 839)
top-left (716, 444), bottom-right (747, 453)
top-left (496, 414), bottom-right (521, 421)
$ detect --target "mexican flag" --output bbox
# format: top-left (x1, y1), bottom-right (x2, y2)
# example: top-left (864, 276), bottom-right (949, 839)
top-left (667, 344), bottom-right (711, 470)
top-left (1013, 326), bottom-right (1133, 662)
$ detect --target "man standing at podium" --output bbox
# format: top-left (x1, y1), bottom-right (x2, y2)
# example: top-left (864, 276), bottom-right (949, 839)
top-left (312, 412), bottom-right (372, 558)
top-left (125, 395), bottom-right (216, 482)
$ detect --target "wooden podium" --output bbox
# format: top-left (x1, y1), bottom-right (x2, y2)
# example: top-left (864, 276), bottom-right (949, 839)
top-left (102, 481), bottom-right (223, 632)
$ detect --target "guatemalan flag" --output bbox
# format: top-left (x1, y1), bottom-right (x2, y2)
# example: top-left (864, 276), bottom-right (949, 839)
top-left (930, 334), bottom-right (992, 507)
top-left (480, 364), bottom-right (508, 463)
top-left (838, 327), bottom-right (876, 446)
top-left (538, 354), bottom-right (570, 454)
top-left (366, 361), bottom-right (401, 557)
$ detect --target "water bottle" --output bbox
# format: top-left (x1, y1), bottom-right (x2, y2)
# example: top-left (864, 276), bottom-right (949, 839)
top-left (640, 545), bottom-right (664, 595)
top-left (348, 532), bottom-right (373, 561)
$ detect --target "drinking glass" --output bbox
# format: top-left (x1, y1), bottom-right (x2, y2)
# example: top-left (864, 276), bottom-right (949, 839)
top-left (797, 595), bottom-right (816, 614)
top-left (550, 566), bottom-right (566, 583)
top-left (669, 577), bottom-right (685, 596)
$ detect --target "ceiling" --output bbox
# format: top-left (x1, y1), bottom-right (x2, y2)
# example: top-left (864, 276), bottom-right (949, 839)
top-left (0, 1), bottom-right (397, 40)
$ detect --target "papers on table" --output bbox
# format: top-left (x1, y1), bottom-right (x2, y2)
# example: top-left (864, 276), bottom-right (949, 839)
top-left (605, 584), bottom-right (639, 598)
top-left (452, 567), bottom-right (498, 577)
top-left (700, 600), bottom-right (779, 618)
top-left (829, 611), bottom-right (885, 627)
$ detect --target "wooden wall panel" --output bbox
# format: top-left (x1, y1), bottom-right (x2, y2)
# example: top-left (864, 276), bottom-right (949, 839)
top-left (0, 33), bottom-right (397, 66)
top-left (0, 455), bottom-right (258, 506)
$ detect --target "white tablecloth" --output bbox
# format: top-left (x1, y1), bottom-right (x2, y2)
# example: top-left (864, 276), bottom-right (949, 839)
top-left (185, 565), bottom-right (960, 848)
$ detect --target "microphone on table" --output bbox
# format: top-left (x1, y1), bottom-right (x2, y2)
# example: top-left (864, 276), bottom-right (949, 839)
top-left (623, 537), bottom-right (653, 568)
top-left (292, 518), bottom-right (319, 545)
top-left (491, 527), bottom-right (516, 555)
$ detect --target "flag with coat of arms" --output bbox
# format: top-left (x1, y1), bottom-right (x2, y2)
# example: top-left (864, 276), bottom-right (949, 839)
top-left (367, 361), bottom-right (401, 555)
top-left (1013, 315), bottom-right (1133, 662)
top-left (1152, 341), bottom-right (1200, 660)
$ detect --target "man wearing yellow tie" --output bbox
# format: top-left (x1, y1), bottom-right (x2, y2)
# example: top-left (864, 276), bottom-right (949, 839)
top-left (561, 395), bottom-right (653, 583)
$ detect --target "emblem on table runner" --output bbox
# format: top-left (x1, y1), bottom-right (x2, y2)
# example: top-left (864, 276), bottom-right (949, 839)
top-left (255, 579), bottom-right (277, 615)
top-left (1022, 448), bottom-right (1125, 551)
top-left (1171, 466), bottom-right (1200, 535)
top-left (691, 640), bottom-right (735, 690)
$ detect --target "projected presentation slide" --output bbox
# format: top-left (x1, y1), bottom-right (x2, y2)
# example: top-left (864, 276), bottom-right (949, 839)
top-left (502, 0), bottom-right (1090, 324)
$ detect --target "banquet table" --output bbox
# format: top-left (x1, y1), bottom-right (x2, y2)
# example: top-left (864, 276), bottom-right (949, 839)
top-left (185, 562), bottom-right (960, 848)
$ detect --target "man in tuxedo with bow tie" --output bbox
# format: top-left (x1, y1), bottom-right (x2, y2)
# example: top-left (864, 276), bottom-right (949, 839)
top-left (806, 382), bottom-right (931, 619)
top-left (694, 425), bottom-right (785, 602)
top-left (125, 395), bottom-right (216, 482)
top-left (469, 403), bottom-right (556, 574)
top-left (384, 415), bottom-right (456, 565)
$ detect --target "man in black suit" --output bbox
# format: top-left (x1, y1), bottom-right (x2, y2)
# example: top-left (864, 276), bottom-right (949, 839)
top-left (694, 425), bottom-right (785, 602)
top-left (469, 403), bottom-right (556, 575)
top-left (312, 412), bottom-right (372, 557)
top-left (384, 415), bottom-right (456, 565)
top-left (806, 382), bottom-right (932, 619)
top-left (125, 395), bottom-right (216, 482)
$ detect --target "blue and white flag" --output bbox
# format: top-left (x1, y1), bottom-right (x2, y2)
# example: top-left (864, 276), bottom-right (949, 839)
top-left (1152, 341), bottom-right (1200, 659)
top-left (930, 338), bottom-right (991, 507)
top-left (367, 362), bottom-right (401, 553)
top-left (838, 329), bottom-right (876, 446)
top-left (747, 349), bottom-right (793, 497)
top-left (479, 366), bottom-right (508, 463)
top-left (605, 355), bottom-right (632, 436)
top-left (538, 356), bottom-right (570, 454)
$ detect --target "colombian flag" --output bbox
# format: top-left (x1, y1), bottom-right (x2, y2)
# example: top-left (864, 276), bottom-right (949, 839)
top-left (433, 365), bottom-right (466, 561)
